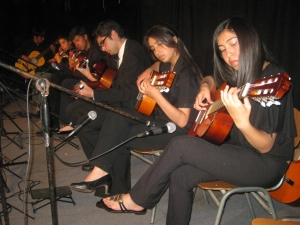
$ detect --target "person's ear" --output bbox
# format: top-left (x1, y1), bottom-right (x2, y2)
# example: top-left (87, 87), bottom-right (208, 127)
top-left (173, 36), bottom-right (178, 43)
top-left (111, 30), bottom-right (117, 39)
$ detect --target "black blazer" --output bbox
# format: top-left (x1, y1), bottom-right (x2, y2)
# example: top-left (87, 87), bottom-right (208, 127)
top-left (93, 39), bottom-right (151, 104)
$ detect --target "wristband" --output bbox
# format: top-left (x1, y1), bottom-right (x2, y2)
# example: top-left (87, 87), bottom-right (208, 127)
top-left (200, 82), bottom-right (209, 88)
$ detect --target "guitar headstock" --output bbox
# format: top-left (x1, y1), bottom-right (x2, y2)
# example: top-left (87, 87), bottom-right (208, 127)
top-left (241, 73), bottom-right (291, 107)
top-left (150, 71), bottom-right (176, 93)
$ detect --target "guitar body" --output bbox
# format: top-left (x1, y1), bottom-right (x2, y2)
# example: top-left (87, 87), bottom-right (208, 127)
top-left (93, 59), bottom-right (108, 77)
top-left (135, 71), bottom-right (176, 116)
top-left (73, 62), bottom-right (117, 93)
top-left (135, 93), bottom-right (157, 116)
top-left (270, 160), bottom-right (300, 204)
top-left (189, 73), bottom-right (291, 145)
top-left (15, 40), bottom-right (58, 77)
top-left (98, 67), bottom-right (117, 89)
top-left (28, 50), bottom-right (46, 66)
top-left (198, 111), bottom-right (233, 145)
top-left (15, 51), bottom-right (45, 75)
top-left (189, 83), bottom-right (234, 145)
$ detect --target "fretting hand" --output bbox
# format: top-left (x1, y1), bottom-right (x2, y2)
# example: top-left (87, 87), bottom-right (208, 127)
top-left (138, 79), bottom-right (160, 100)
top-left (76, 63), bottom-right (97, 81)
top-left (220, 85), bottom-right (251, 129)
top-left (137, 68), bottom-right (152, 87)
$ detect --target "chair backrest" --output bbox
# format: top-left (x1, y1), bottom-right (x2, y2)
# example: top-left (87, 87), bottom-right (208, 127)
top-left (294, 108), bottom-right (300, 148)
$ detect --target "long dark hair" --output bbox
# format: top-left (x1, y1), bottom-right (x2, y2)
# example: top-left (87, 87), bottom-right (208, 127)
top-left (143, 24), bottom-right (203, 80)
top-left (212, 16), bottom-right (278, 87)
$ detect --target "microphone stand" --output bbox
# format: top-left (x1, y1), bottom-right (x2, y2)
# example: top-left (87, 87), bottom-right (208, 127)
top-left (52, 121), bottom-right (90, 152)
top-left (0, 155), bottom-right (9, 224)
top-left (54, 132), bottom-right (139, 167)
top-left (36, 78), bottom-right (58, 225)
top-left (54, 129), bottom-right (159, 167)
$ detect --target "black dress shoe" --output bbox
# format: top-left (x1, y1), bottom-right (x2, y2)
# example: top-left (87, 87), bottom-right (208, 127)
top-left (82, 164), bottom-right (94, 172)
top-left (70, 174), bottom-right (112, 193)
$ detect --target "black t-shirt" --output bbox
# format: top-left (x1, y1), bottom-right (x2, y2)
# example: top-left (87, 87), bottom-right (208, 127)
top-left (227, 63), bottom-right (296, 161)
top-left (15, 39), bottom-right (54, 72)
top-left (154, 55), bottom-right (200, 133)
top-left (15, 39), bottom-right (53, 60)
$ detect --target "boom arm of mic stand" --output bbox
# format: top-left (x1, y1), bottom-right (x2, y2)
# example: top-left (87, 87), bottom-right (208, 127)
top-left (0, 61), bottom-right (153, 126)
top-left (54, 135), bottom-right (138, 167)
top-left (88, 135), bottom-right (137, 162)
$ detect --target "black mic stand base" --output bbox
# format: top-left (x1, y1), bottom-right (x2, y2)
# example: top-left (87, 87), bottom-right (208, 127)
top-left (0, 201), bottom-right (35, 220)
top-left (0, 83), bottom-right (24, 150)
top-left (30, 186), bottom-right (75, 214)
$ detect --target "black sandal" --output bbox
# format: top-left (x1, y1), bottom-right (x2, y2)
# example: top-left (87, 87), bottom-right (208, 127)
top-left (97, 194), bottom-right (147, 215)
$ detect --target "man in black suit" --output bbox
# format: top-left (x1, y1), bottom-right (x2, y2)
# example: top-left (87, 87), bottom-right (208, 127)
top-left (65, 20), bottom-right (151, 196)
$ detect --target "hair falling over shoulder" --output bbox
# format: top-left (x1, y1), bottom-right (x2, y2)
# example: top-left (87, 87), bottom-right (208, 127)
top-left (143, 24), bottom-right (203, 81)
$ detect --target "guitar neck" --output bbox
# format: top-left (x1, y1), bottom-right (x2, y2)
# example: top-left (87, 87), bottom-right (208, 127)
top-left (35, 46), bottom-right (51, 61)
top-left (207, 99), bottom-right (224, 115)
top-left (35, 40), bottom-right (57, 61)
top-left (207, 83), bottom-right (247, 116)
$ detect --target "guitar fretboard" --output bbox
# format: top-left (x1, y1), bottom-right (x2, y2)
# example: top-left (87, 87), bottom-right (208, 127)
top-left (206, 84), bottom-right (247, 116)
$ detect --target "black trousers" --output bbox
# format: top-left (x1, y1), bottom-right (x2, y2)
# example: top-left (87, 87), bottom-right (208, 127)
top-left (89, 107), bottom-right (186, 195)
top-left (59, 78), bottom-right (80, 124)
top-left (66, 102), bottom-right (135, 195)
top-left (67, 101), bottom-right (109, 158)
top-left (129, 135), bottom-right (288, 225)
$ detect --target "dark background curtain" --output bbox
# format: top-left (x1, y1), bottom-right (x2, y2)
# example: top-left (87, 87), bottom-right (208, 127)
top-left (0, 0), bottom-right (299, 109)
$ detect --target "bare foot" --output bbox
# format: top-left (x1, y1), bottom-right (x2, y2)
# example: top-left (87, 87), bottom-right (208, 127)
top-left (103, 194), bottom-right (144, 211)
top-left (84, 166), bottom-right (108, 182)
top-left (59, 125), bottom-right (74, 132)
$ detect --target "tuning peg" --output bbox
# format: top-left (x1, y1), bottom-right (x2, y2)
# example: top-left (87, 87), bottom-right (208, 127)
top-left (266, 100), bottom-right (281, 107)
top-left (273, 101), bottom-right (281, 106)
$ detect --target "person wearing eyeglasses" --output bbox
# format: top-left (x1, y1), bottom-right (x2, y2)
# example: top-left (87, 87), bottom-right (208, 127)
top-left (69, 22), bottom-right (202, 199)
top-left (58, 20), bottom-right (151, 195)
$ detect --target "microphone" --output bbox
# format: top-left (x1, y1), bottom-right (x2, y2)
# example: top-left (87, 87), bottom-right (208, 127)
top-left (51, 62), bottom-right (60, 70)
top-left (87, 122), bottom-right (176, 162)
top-left (68, 111), bottom-right (97, 137)
top-left (35, 78), bottom-right (50, 96)
top-left (138, 122), bottom-right (176, 137)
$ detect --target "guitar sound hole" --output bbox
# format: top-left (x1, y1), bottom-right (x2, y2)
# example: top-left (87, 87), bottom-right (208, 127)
top-left (31, 58), bottom-right (37, 64)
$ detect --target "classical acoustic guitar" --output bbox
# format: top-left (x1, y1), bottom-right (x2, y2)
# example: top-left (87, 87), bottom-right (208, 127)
top-left (188, 73), bottom-right (291, 145)
top-left (15, 40), bottom-right (58, 77)
top-left (270, 160), bottom-right (300, 204)
top-left (73, 59), bottom-right (117, 93)
top-left (135, 70), bottom-right (176, 116)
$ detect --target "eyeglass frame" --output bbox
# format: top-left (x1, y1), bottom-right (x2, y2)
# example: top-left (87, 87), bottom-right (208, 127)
top-left (99, 36), bottom-right (108, 49)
